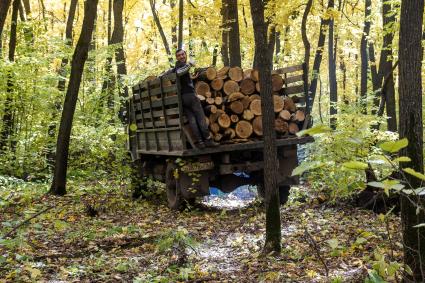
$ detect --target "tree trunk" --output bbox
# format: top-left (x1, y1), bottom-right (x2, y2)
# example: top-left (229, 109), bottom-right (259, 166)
top-left (178, 0), bottom-right (183, 49)
top-left (0, 0), bottom-right (12, 53)
top-left (110, 0), bottom-right (128, 123)
top-left (227, 0), bottom-right (241, 67)
top-left (301, 0), bottom-right (312, 74)
top-left (328, 11), bottom-right (337, 128)
top-left (46, 0), bottom-right (78, 166)
top-left (220, 0), bottom-right (229, 66)
top-left (170, 0), bottom-right (177, 49)
top-left (359, 0), bottom-right (371, 114)
top-left (249, 0), bottom-right (281, 254)
top-left (150, 0), bottom-right (172, 64)
top-left (308, 0), bottom-right (333, 113)
top-left (0, 0), bottom-right (19, 151)
top-left (398, 0), bottom-right (425, 281)
top-left (101, 0), bottom-right (115, 110)
top-left (50, 0), bottom-right (99, 195)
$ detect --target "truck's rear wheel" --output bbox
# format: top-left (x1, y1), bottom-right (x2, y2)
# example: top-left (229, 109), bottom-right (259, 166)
top-left (166, 162), bottom-right (183, 210)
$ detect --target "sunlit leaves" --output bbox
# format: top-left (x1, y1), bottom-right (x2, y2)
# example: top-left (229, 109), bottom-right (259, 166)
top-left (296, 124), bottom-right (332, 137)
top-left (342, 161), bottom-right (368, 170)
top-left (379, 138), bottom-right (408, 153)
top-left (403, 168), bottom-right (425, 181)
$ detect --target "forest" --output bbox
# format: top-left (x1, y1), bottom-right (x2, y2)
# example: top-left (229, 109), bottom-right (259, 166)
top-left (0, 0), bottom-right (424, 282)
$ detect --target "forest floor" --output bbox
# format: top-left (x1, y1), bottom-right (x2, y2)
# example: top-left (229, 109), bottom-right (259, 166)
top-left (0, 178), bottom-right (402, 282)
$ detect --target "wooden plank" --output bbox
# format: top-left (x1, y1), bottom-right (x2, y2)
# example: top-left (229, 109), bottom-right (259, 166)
top-left (273, 64), bottom-right (303, 75)
top-left (283, 74), bottom-right (304, 84)
top-left (283, 84), bottom-right (305, 95)
top-left (136, 126), bottom-right (181, 133)
top-left (136, 117), bottom-right (180, 128)
top-left (133, 96), bottom-right (179, 111)
top-left (132, 73), bottom-right (177, 92)
top-left (137, 130), bottom-right (184, 152)
top-left (137, 84), bottom-right (177, 99)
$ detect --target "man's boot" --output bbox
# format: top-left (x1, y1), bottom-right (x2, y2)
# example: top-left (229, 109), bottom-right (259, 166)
top-left (204, 138), bottom-right (219, 148)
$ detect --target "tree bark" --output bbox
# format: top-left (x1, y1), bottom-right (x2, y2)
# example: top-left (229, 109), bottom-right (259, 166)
top-left (249, 0), bottom-right (281, 254)
top-left (170, 0), bottom-right (177, 49)
top-left (227, 0), bottom-right (241, 67)
top-left (220, 0), bottom-right (229, 66)
top-left (308, 0), bottom-right (333, 114)
top-left (398, 0), bottom-right (425, 281)
top-left (328, 11), bottom-right (337, 128)
top-left (50, 0), bottom-right (99, 195)
top-left (178, 0), bottom-right (183, 49)
top-left (359, 0), bottom-right (371, 114)
top-left (110, 0), bottom-right (128, 123)
top-left (0, 0), bottom-right (19, 151)
top-left (301, 0), bottom-right (313, 74)
top-left (0, 0), bottom-right (12, 53)
top-left (101, 0), bottom-right (115, 110)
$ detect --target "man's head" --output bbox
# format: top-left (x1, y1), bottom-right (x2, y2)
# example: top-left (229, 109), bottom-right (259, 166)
top-left (175, 49), bottom-right (187, 64)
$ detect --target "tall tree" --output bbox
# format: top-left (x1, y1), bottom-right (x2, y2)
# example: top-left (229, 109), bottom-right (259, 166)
top-left (101, 0), bottom-right (115, 110)
top-left (0, 0), bottom-right (19, 151)
top-left (170, 0), bottom-right (177, 49)
top-left (0, 0), bottom-right (12, 53)
top-left (398, 0), bottom-right (425, 281)
top-left (150, 0), bottom-right (173, 65)
top-left (220, 0), bottom-right (230, 66)
top-left (328, 8), bottom-right (337, 128)
top-left (178, 0), bottom-right (183, 49)
top-left (227, 0), bottom-right (241, 66)
top-left (359, 0), bottom-right (371, 114)
top-left (301, 0), bottom-right (313, 74)
top-left (308, 0), bottom-right (333, 113)
top-left (250, 0), bottom-right (280, 254)
top-left (110, 0), bottom-right (128, 122)
top-left (50, 0), bottom-right (99, 195)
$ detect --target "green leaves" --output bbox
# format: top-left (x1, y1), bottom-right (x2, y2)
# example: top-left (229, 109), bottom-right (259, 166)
top-left (403, 168), bottom-right (425, 181)
top-left (379, 138), bottom-right (408, 153)
top-left (342, 161), bottom-right (368, 170)
top-left (296, 125), bottom-right (332, 137)
top-left (291, 161), bottom-right (324, 176)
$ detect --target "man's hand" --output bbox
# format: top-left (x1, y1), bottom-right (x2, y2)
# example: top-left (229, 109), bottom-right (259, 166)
top-left (189, 58), bottom-right (196, 67)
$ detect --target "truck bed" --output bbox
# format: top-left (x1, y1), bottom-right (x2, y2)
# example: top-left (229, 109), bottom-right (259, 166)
top-left (137, 135), bottom-right (313, 156)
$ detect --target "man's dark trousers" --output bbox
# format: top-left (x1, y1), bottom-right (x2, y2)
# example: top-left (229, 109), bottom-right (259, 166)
top-left (182, 92), bottom-right (210, 142)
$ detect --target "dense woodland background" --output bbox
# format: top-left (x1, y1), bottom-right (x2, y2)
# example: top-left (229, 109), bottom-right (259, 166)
top-left (1, 0), bottom-right (425, 282)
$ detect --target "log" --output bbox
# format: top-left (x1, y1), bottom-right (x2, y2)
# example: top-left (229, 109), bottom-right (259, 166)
top-left (275, 118), bottom-right (288, 134)
top-left (210, 122), bottom-right (220, 133)
top-left (240, 78), bottom-right (256, 95)
top-left (288, 122), bottom-right (299, 134)
top-left (214, 133), bottom-right (223, 142)
top-left (204, 91), bottom-right (212, 98)
top-left (195, 81), bottom-right (210, 97)
top-left (210, 78), bottom-right (224, 91)
top-left (273, 95), bottom-right (285, 113)
top-left (228, 92), bottom-right (245, 102)
top-left (206, 97), bottom-right (215, 104)
top-left (223, 128), bottom-right (236, 139)
top-left (209, 109), bottom-right (224, 123)
top-left (244, 69), bottom-right (259, 82)
top-left (197, 94), bottom-right (206, 101)
top-left (255, 82), bottom-right (260, 93)
top-left (228, 66), bottom-right (244, 82)
top-left (218, 113), bottom-right (231, 128)
top-left (241, 96), bottom-right (251, 109)
top-left (242, 109), bottom-right (254, 121)
top-left (205, 117), bottom-right (210, 126)
top-left (230, 114), bottom-right (239, 123)
top-left (252, 116), bottom-right (263, 136)
top-left (217, 66), bottom-right (230, 78)
top-left (279, 109), bottom-right (292, 120)
top-left (204, 105), bottom-right (217, 114)
top-left (235, 120), bottom-right (253, 139)
top-left (230, 101), bottom-right (244, 114)
top-left (292, 110), bottom-right (305, 122)
top-left (249, 99), bottom-right (262, 116)
top-left (249, 94), bottom-right (261, 101)
top-left (206, 66), bottom-right (217, 80)
top-left (272, 74), bottom-right (284, 92)
top-left (223, 80), bottom-right (240, 95)
top-left (283, 96), bottom-right (296, 112)
top-left (214, 96), bottom-right (223, 105)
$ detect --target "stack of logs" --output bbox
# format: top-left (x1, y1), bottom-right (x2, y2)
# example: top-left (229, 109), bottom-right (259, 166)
top-left (192, 66), bottom-right (305, 143)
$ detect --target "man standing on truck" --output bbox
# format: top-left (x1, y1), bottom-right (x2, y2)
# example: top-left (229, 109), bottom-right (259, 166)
top-left (162, 49), bottom-right (218, 149)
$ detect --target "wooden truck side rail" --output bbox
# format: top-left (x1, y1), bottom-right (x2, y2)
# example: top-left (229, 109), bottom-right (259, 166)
top-left (128, 63), bottom-right (311, 159)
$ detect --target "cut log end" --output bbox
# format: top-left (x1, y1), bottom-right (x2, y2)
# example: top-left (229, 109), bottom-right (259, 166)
top-left (235, 120), bottom-right (253, 139)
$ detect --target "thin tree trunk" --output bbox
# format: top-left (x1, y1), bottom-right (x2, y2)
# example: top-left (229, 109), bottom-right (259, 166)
top-left (0, 0), bottom-right (19, 151)
top-left (301, 0), bottom-right (313, 74)
top-left (308, 0), bottom-right (333, 114)
top-left (0, 0), bottom-right (12, 53)
top-left (212, 44), bottom-right (218, 66)
top-left (178, 0), bottom-right (183, 49)
top-left (170, 0), bottom-right (177, 49)
top-left (110, 0), bottom-right (128, 123)
top-left (328, 12), bottom-right (337, 128)
top-left (227, 0), bottom-right (241, 67)
top-left (359, 0), bottom-right (371, 114)
top-left (274, 31), bottom-right (280, 64)
top-left (101, 0), bottom-right (115, 110)
top-left (50, 0), bottom-right (99, 195)
top-left (250, 0), bottom-right (281, 255)
top-left (399, 0), bottom-right (425, 281)
top-left (220, 0), bottom-right (229, 66)
top-left (150, 0), bottom-right (172, 64)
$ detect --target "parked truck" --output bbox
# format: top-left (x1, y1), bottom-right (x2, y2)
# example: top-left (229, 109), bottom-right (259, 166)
top-left (127, 63), bottom-right (313, 209)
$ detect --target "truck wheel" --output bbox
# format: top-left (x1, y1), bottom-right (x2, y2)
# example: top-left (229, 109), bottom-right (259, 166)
top-left (166, 162), bottom-right (183, 210)
top-left (279, 185), bottom-right (291, 205)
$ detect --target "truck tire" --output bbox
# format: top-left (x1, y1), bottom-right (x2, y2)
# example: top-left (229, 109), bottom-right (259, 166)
top-left (166, 162), bottom-right (183, 210)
